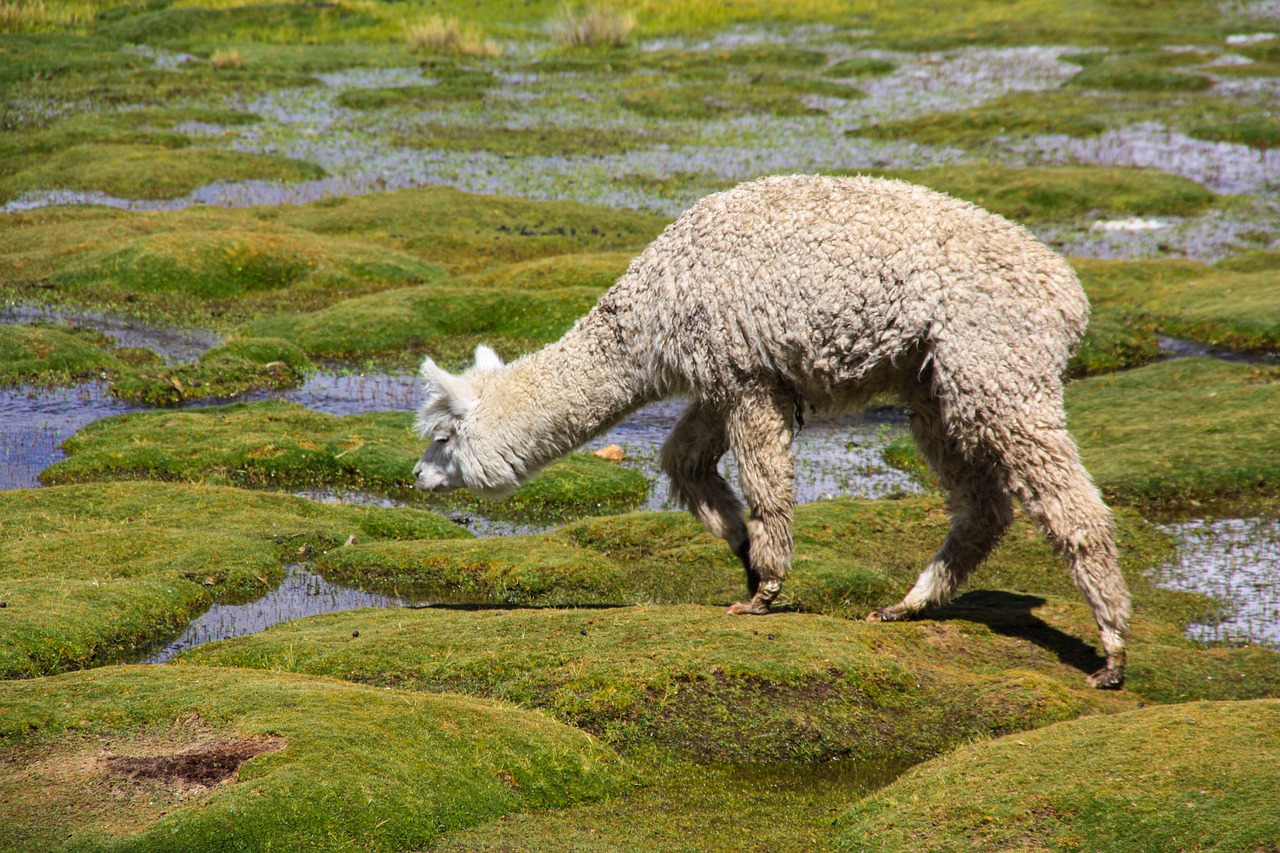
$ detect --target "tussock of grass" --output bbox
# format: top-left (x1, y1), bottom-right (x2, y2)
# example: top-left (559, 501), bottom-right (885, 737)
top-left (41, 400), bottom-right (650, 518)
top-left (0, 665), bottom-right (624, 852)
top-left (0, 481), bottom-right (465, 678)
top-left (0, 187), bottom-right (663, 325)
top-left (837, 700), bottom-right (1280, 852)
top-left (247, 282), bottom-right (603, 366)
top-left (1070, 358), bottom-right (1280, 508)
top-left (874, 164), bottom-right (1217, 224)
top-left (884, 358), bottom-right (1280, 509)
top-left (108, 336), bottom-right (311, 405)
top-left (0, 143), bottom-right (324, 204)
top-left (406, 16), bottom-right (502, 58)
top-left (179, 604), bottom-right (1138, 765)
top-left (550, 3), bottom-right (635, 48)
top-left (1078, 256), bottom-right (1280, 355)
top-left (0, 322), bottom-right (125, 384)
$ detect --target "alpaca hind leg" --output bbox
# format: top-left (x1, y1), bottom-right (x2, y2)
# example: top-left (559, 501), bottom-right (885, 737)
top-left (1000, 427), bottom-right (1131, 689)
top-left (868, 410), bottom-right (1012, 622)
top-left (659, 402), bottom-right (751, 580)
top-left (724, 392), bottom-right (796, 615)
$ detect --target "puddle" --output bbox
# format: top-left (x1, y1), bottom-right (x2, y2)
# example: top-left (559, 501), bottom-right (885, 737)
top-left (1157, 335), bottom-right (1280, 364)
top-left (1153, 516), bottom-right (1280, 648)
top-left (144, 564), bottom-right (412, 663)
top-left (0, 382), bottom-right (144, 490)
top-left (2, 304), bottom-right (221, 363)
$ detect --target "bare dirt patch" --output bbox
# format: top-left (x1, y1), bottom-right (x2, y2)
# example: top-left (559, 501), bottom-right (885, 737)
top-left (106, 735), bottom-right (285, 787)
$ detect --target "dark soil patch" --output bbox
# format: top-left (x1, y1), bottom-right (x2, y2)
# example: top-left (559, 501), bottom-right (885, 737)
top-left (106, 735), bottom-right (284, 787)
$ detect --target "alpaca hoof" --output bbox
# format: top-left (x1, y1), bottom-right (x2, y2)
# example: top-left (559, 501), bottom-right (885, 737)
top-left (1086, 665), bottom-right (1125, 690)
top-left (727, 600), bottom-right (770, 616)
top-left (865, 606), bottom-right (907, 623)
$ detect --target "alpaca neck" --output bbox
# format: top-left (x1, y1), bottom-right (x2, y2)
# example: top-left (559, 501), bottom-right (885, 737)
top-left (478, 309), bottom-right (657, 480)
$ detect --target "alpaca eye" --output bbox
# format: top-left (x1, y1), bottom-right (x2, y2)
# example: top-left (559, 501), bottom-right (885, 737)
top-left (435, 435), bottom-right (450, 444)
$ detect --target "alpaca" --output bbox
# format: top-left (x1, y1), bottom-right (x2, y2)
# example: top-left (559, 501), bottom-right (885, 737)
top-left (414, 174), bottom-right (1131, 689)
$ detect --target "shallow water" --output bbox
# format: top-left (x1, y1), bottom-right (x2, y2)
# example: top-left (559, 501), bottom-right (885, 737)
top-left (144, 564), bottom-right (412, 663)
top-left (1153, 516), bottom-right (1280, 647)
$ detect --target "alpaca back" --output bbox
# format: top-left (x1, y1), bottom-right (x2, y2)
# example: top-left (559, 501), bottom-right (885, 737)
top-left (593, 174), bottom-right (1087, 421)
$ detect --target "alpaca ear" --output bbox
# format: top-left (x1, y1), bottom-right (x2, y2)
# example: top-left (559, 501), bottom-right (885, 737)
top-left (419, 357), bottom-right (476, 416)
top-left (473, 344), bottom-right (503, 372)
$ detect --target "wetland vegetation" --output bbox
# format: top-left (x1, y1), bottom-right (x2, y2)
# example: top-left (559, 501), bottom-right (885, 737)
top-left (2, 0), bottom-right (1279, 849)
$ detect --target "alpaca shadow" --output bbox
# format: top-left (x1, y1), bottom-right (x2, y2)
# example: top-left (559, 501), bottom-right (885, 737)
top-left (919, 590), bottom-right (1106, 677)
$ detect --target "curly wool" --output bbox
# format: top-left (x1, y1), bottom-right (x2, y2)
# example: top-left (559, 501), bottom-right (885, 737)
top-left (416, 174), bottom-right (1130, 687)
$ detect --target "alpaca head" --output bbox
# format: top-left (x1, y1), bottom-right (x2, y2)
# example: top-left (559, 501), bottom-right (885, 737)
top-left (414, 344), bottom-right (519, 499)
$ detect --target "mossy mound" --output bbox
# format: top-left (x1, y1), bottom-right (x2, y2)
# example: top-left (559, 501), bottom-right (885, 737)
top-left (179, 604), bottom-right (1138, 765)
top-left (884, 358), bottom-right (1280, 510)
top-left (41, 400), bottom-right (649, 518)
top-left (1191, 116), bottom-right (1280, 150)
top-left (837, 700), bottom-right (1280, 852)
top-left (1, 188), bottom-right (665, 324)
top-left (0, 481), bottom-right (466, 678)
top-left (109, 336), bottom-right (311, 405)
top-left (0, 144), bottom-right (324, 204)
top-left (878, 165), bottom-right (1217, 225)
top-left (180, 496), bottom-right (1280, 761)
top-left (1078, 256), bottom-right (1280, 356)
top-left (244, 251), bottom-right (632, 365)
top-left (0, 665), bottom-right (624, 853)
top-left (0, 323), bottom-right (126, 384)
top-left (1066, 51), bottom-right (1215, 92)
top-left (1070, 358), bottom-right (1280, 509)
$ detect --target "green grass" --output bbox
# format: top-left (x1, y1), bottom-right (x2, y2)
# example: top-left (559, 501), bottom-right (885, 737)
top-left (0, 481), bottom-right (466, 678)
top-left (178, 496), bottom-right (1280, 736)
top-left (0, 187), bottom-right (665, 326)
top-left (241, 252), bottom-right (633, 368)
top-left (874, 165), bottom-right (1217, 225)
top-left (883, 358), bottom-right (1280, 510)
top-left (1078, 256), bottom-right (1280, 356)
top-left (836, 699), bottom-right (1280, 852)
top-left (40, 399), bottom-right (650, 518)
top-left (1066, 51), bottom-right (1215, 92)
top-left (108, 336), bottom-right (312, 405)
top-left (1192, 116), bottom-right (1280, 150)
top-left (0, 665), bottom-right (625, 852)
top-left (0, 322), bottom-right (126, 384)
top-left (1070, 358), bottom-right (1280, 509)
top-left (0, 144), bottom-right (325, 204)
top-left (178, 603), bottom-right (1140, 765)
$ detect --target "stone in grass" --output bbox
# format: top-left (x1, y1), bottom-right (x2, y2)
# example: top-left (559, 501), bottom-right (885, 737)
top-left (108, 336), bottom-right (312, 405)
top-left (0, 481), bottom-right (466, 679)
top-left (836, 700), bottom-right (1280, 852)
top-left (0, 665), bottom-right (624, 853)
top-left (42, 400), bottom-right (649, 519)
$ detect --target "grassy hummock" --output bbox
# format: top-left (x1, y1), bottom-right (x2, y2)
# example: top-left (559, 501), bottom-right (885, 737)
top-left (0, 322), bottom-right (127, 385)
top-left (0, 187), bottom-right (665, 326)
top-left (1079, 256), bottom-right (1280, 357)
top-left (41, 400), bottom-right (650, 518)
top-left (108, 336), bottom-right (312, 405)
top-left (0, 481), bottom-right (466, 678)
top-left (178, 496), bottom-right (1280, 761)
top-left (0, 665), bottom-right (625, 853)
top-left (836, 700), bottom-right (1280, 852)
top-left (884, 358), bottom-right (1280, 510)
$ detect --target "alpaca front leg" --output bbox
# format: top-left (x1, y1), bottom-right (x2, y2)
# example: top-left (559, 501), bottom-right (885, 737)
top-left (725, 393), bottom-right (796, 615)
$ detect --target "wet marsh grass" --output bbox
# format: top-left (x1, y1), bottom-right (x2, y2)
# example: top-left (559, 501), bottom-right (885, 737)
top-left (836, 700), bottom-right (1280, 852)
top-left (40, 399), bottom-right (650, 517)
top-left (0, 665), bottom-right (625, 852)
top-left (0, 187), bottom-right (665, 326)
top-left (885, 358), bottom-right (1280, 510)
top-left (4, 2), bottom-right (1280, 848)
top-left (0, 481), bottom-right (466, 678)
